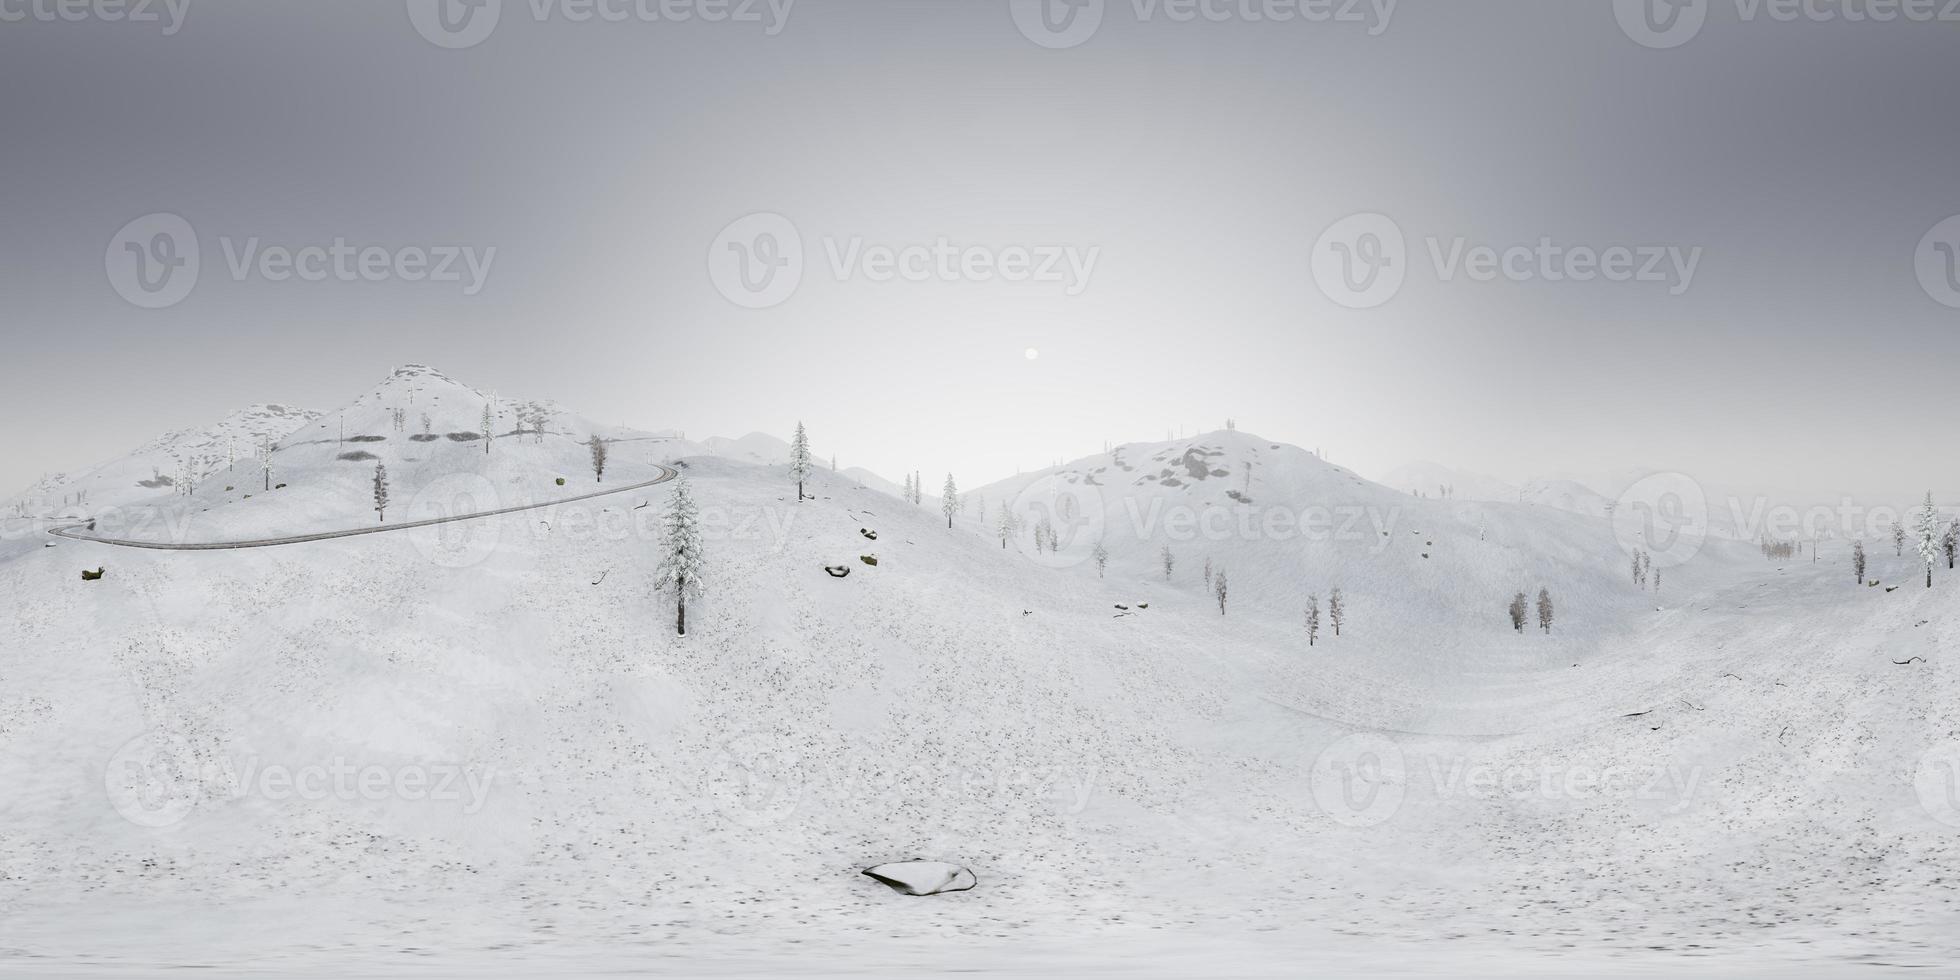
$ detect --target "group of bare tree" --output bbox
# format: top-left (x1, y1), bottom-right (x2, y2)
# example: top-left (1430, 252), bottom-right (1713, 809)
top-left (1509, 589), bottom-right (1554, 634)
top-left (1304, 588), bottom-right (1344, 646)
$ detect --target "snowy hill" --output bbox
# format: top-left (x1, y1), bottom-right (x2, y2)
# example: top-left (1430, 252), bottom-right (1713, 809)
top-left (1379, 460), bottom-right (1522, 502)
top-left (4, 375), bottom-right (1958, 974)
top-left (9, 403), bottom-right (321, 518)
top-left (1517, 477), bottom-right (1617, 518)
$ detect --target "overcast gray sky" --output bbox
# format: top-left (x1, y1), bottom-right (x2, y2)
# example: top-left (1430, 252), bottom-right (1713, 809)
top-left (3, 0), bottom-right (1957, 504)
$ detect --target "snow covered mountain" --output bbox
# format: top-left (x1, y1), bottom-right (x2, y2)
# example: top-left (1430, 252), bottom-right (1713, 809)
top-left (1517, 477), bottom-right (1618, 518)
top-left (10, 403), bottom-right (321, 517)
top-left (1379, 460), bottom-right (1522, 502)
top-left (3, 370), bottom-right (1957, 974)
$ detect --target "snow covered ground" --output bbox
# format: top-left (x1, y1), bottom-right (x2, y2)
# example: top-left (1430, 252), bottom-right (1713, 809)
top-left (3, 368), bottom-right (1957, 976)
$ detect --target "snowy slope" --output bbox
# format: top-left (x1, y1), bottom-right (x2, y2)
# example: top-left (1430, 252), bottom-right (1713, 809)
top-left (1517, 477), bottom-right (1617, 518)
top-left (1379, 460), bottom-right (1522, 502)
top-left (9, 403), bottom-right (321, 518)
top-left (3, 381), bottom-right (1958, 975)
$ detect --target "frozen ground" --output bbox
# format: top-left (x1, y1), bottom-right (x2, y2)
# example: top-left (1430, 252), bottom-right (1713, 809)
top-left (2, 368), bottom-right (1956, 976)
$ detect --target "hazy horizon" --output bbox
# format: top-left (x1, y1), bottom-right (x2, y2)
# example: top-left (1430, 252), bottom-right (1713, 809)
top-left (5, 0), bottom-right (1958, 507)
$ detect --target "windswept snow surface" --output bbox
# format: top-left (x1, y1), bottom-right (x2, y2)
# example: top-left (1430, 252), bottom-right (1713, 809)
top-left (2, 383), bottom-right (1957, 976)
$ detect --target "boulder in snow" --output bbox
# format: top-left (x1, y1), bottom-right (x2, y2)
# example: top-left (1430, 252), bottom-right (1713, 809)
top-left (862, 861), bottom-right (976, 896)
top-left (825, 565), bottom-right (851, 578)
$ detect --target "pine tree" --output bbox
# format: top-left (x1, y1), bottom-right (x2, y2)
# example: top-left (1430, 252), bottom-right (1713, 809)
top-left (941, 474), bottom-right (958, 527)
top-left (1537, 588), bottom-right (1554, 634)
top-left (1203, 557), bottom-right (1213, 589)
top-left (482, 401), bottom-right (494, 454)
top-left (1892, 520), bottom-right (1906, 557)
top-left (789, 422), bottom-right (812, 501)
top-left (259, 436), bottom-right (274, 492)
top-left (902, 473), bottom-right (913, 504)
top-left (1214, 568), bottom-right (1228, 615)
top-left (1508, 591), bottom-right (1528, 632)
top-left (1853, 539), bottom-right (1868, 584)
top-left (1329, 587), bottom-right (1345, 637)
top-left (1944, 519), bottom-right (1959, 571)
top-left (372, 463), bottom-right (390, 522)
top-left (1306, 594), bottom-right (1320, 647)
top-left (655, 473), bottom-right (705, 637)
top-left (1092, 542), bottom-right (1109, 577)
top-left (995, 502), bottom-right (1017, 549)
top-left (1160, 544), bottom-right (1174, 580)
top-left (588, 435), bottom-right (608, 483)
top-left (1915, 492), bottom-right (1942, 589)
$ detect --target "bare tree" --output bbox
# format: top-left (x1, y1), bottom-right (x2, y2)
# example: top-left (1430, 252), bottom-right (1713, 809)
top-left (482, 401), bottom-right (494, 454)
top-left (1092, 541), bottom-right (1108, 577)
top-left (1508, 592), bottom-right (1528, 632)
top-left (588, 435), bottom-right (608, 483)
top-left (1214, 568), bottom-right (1228, 614)
top-left (1160, 544), bottom-right (1174, 581)
top-left (1329, 587), bottom-right (1345, 637)
top-left (1853, 539), bottom-right (1868, 584)
top-left (372, 463), bottom-right (390, 522)
top-left (1892, 520), bottom-right (1906, 557)
top-left (1306, 594), bottom-right (1320, 647)
top-left (1203, 557), bottom-right (1213, 589)
top-left (1537, 588), bottom-right (1554, 634)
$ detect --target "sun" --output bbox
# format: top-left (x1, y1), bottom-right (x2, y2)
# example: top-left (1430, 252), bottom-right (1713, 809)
top-left (1024, 347), bottom-right (1040, 361)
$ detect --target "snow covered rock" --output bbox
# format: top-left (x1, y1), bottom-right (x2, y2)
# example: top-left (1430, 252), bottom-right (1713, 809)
top-left (862, 862), bottom-right (976, 896)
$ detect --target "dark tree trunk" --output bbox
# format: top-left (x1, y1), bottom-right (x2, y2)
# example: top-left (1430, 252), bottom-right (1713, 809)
top-left (677, 594), bottom-right (687, 636)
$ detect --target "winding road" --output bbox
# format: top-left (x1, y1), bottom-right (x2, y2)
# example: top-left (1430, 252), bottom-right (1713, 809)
top-left (46, 465), bottom-right (678, 552)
